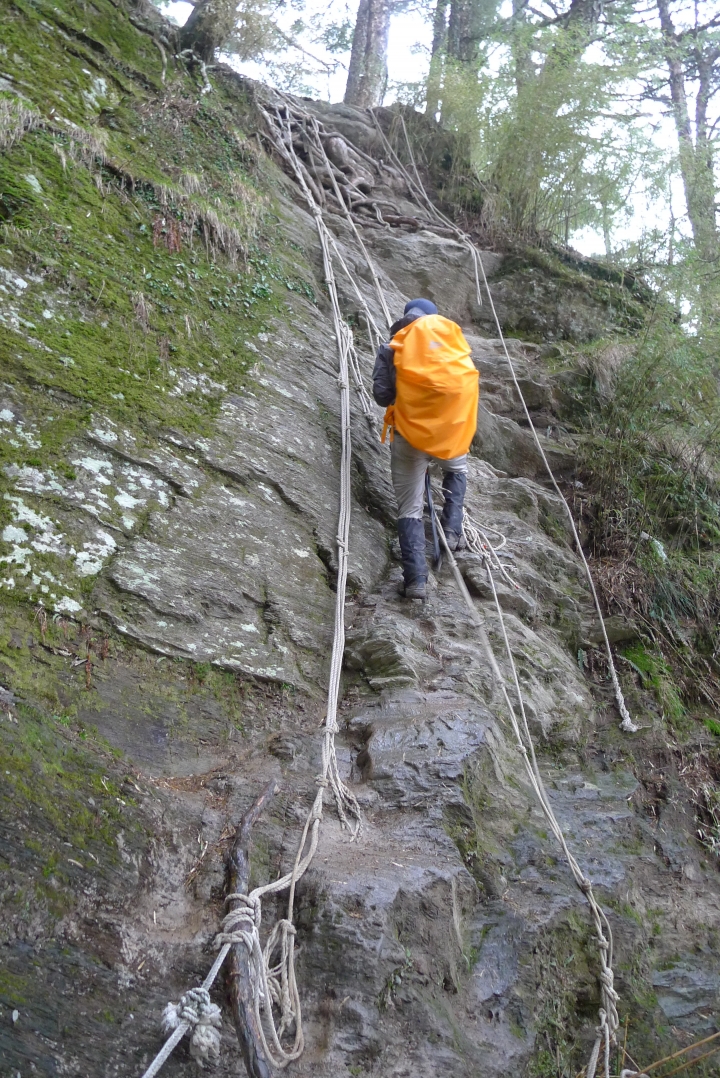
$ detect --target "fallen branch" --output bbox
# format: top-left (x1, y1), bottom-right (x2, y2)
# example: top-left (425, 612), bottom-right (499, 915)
top-left (225, 779), bottom-right (280, 1078)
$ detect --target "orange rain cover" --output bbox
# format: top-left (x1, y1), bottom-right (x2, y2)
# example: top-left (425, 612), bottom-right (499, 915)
top-left (382, 314), bottom-right (479, 460)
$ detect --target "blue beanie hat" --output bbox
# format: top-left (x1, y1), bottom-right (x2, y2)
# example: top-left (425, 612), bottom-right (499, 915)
top-left (404, 298), bottom-right (437, 316)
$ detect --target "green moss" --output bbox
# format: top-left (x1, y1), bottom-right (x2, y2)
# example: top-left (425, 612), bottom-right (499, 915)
top-left (0, 2), bottom-right (321, 623)
top-left (0, 967), bottom-right (31, 1006)
top-left (0, 678), bottom-right (148, 926)
top-left (378, 947), bottom-right (413, 1011)
top-left (0, 123), bottom-right (274, 434)
top-left (526, 913), bottom-right (598, 1077)
top-left (538, 502), bottom-right (570, 546)
top-left (621, 644), bottom-right (685, 724)
top-left (494, 244), bottom-right (650, 337)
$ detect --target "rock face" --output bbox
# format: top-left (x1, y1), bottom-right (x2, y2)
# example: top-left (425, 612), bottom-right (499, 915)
top-left (1, 7), bottom-right (719, 1078)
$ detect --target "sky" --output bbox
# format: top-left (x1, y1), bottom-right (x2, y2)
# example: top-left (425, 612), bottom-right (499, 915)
top-left (163, 0), bottom-right (433, 102)
top-left (163, 0), bottom-right (682, 258)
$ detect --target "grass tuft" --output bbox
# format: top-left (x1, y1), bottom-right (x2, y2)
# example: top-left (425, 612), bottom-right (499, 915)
top-left (0, 99), bottom-right (40, 152)
top-left (569, 315), bottom-right (720, 717)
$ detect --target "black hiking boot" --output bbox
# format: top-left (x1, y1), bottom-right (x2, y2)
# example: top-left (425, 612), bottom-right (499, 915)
top-left (397, 517), bottom-right (428, 600)
top-left (399, 578), bottom-right (427, 599)
top-left (440, 472), bottom-right (467, 548)
top-left (443, 530), bottom-right (466, 553)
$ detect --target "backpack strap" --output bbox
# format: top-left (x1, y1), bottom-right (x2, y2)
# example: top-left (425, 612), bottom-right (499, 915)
top-left (381, 404), bottom-right (395, 444)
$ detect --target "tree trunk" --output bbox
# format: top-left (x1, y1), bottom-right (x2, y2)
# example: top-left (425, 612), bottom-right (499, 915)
top-left (447, 0), bottom-right (496, 63)
top-left (225, 780), bottom-right (279, 1078)
top-left (656, 0), bottom-right (719, 267)
top-left (510, 0), bottom-right (535, 93)
top-left (447, 0), bottom-right (480, 62)
top-left (344, 0), bottom-right (391, 108)
top-left (180, 0), bottom-right (238, 62)
top-left (691, 51), bottom-right (719, 266)
top-left (439, 0), bottom-right (498, 124)
top-left (425, 0), bottom-right (449, 117)
top-left (602, 202), bottom-right (612, 260)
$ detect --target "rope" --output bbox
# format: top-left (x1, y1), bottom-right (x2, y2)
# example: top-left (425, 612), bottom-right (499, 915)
top-left (139, 101), bottom-right (364, 1078)
top-left (160, 988), bottom-right (222, 1068)
top-left (370, 108), bottom-right (636, 733)
top-left (264, 103), bottom-right (378, 429)
top-left (140, 92), bottom-right (626, 1078)
top-left (436, 511), bottom-right (619, 1078)
top-left (305, 111), bottom-right (392, 331)
top-left (268, 102), bottom-right (623, 1075)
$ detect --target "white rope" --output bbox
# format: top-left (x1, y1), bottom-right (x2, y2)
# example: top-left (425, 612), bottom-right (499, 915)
top-left (268, 101), bottom-right (623, 1074)
top-left (437, 512), bottom-right (619, 1078)
top-left (371, 109), bottom-right (636, 733)
top-left (303, 110), bottom-right (392, 331)
top-left (274, 104), bottom-right (624, 1074)
top-left (139, 93), bottom-right (626, 1078)
top-left (139, 101), bottom-right (364, 1078)
top-left (467, 247), bottom-right (637, 734)
top-left (160, 988), bottom-right (222, 1067)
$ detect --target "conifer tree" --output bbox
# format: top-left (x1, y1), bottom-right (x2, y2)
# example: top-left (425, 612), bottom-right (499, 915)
top-left (654, 0), bottom-right (719, 271)
top-left (344, 0), bottom-right (392, 107)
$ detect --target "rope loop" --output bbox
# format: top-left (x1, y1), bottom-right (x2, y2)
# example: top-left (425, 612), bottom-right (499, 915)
top-left (225, 892), bottom-right (261, 923)
top-left (214, 893), bottom-right (265, 951)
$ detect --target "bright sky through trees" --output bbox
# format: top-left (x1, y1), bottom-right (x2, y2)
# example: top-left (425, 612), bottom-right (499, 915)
top-left (163, 0), bottom-right (710, 261)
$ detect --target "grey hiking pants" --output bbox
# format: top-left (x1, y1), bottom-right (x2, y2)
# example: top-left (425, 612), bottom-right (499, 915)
top-left (390, 432), bottom-right (467, 520)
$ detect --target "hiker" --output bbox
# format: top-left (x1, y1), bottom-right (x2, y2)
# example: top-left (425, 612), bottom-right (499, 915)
top-left (373, 298), bottom-right (479, 600)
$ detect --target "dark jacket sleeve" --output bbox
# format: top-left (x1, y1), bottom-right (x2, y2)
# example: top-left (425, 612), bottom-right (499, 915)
top-left (372, 343), bottom-right (396, 407)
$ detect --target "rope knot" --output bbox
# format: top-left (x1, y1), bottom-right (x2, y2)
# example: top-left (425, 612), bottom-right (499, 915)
top-left (315, 775), bottom-right (329, 788)
top-left (161, 987), bottom-right (222, 1065)
top-left (213, 893), bottom-right (263, 951)
top-left (225, 892), bottom-right (261, 924)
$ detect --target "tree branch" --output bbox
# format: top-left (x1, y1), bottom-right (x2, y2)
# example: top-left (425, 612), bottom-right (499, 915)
top-left (276, 27), bottom-right (345, 74)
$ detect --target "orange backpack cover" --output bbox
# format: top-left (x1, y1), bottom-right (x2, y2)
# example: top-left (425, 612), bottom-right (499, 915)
top-left (382, 314), bottom-right (479, 460)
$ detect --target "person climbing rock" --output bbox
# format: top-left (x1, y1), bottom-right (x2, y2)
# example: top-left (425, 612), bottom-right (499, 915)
top-left (373, 298), bottom-right (479, 600)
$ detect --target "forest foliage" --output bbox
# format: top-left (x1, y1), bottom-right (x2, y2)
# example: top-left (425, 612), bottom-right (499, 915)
top-left (171, 2), bottom-right (719, 279)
